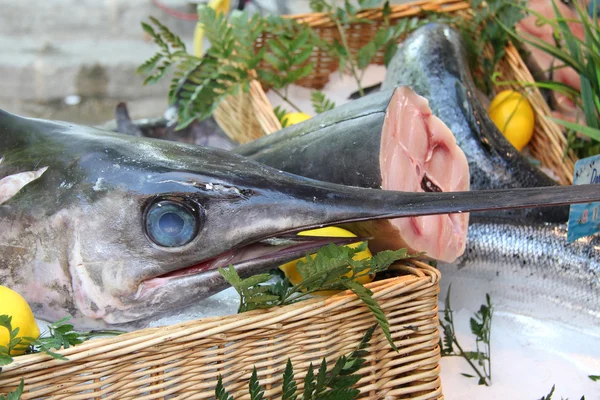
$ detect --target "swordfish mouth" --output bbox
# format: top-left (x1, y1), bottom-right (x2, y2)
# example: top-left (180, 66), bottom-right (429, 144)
top-left (137, 234), bottom-right (367, 298)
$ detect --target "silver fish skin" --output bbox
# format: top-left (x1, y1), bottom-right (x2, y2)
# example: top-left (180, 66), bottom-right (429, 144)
top-left (438, 219), bottom-right (600, 330)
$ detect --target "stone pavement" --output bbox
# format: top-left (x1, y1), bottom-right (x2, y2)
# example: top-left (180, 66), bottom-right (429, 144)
top-left (0, 0), bottom-right (412, 124)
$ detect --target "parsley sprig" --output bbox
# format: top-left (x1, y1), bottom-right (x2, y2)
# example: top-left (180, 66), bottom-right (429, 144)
top-left (1, 315), bottom-right (122, 365)
top-left (216, 325), bottom-right (376, 400)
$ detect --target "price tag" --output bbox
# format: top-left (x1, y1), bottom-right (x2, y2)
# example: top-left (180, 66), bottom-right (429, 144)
top-left (568, 154), bottom-right (600, 242)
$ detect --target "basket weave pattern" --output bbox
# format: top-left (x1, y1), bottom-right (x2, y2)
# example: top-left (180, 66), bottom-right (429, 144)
top-left (0, 262), bottom-right (442, 400)
top-left (213, 0), bottom-right (577, 184)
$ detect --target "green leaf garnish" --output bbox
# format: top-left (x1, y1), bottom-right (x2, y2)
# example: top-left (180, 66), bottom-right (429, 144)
top-left (0, 378), bottom-right (24, 400)
top-left (220, 242), bottom-right (413, 349)
top-left (439, 285), bottom-right (493, 386)
top-left (311, 91), bottom-right (336, 114)
top-left (213, 326), bottom-right (376, 399)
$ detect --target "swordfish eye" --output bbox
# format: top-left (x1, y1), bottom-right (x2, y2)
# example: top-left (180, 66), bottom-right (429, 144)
top-left (144, 200), bottom-right (202, 247)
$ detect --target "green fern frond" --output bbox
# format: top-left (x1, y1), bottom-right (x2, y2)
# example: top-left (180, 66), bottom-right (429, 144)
top-left (215, 375), bottom-right (234, 400)
top-left (273, 105), bottom-right (292, 127)
top-left (249, 367), bottom-right (265, 400)
top-left (311, 91), bottom-right (336, 114)
top-left (343, 280), bottom-right (397, 351)
top-left (149, 16), bottom-right (186, 50)
top-left (282, 359), bottom-right (298, 400)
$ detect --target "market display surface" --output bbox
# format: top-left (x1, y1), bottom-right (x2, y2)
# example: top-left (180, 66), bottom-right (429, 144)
top-left (1, 0), bottom-right (600, 399)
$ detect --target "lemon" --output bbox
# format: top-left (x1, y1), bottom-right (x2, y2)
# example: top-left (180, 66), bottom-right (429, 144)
top-left (279, 227), bottom-right (374, 296)
top-left (282, 112), bottom-right (311, 126)
top-left (0, 286), bottom-right (40, 355)
top-left (488, 90), bottom-right (535, 151)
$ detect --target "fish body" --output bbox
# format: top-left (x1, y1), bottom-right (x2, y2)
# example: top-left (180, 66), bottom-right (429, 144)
top-left (238, 24), bottom-right (568, 225)
top-left (438, 219), bottom-right (600, 328)
top-left (381, 23), bottom-right (569, 222)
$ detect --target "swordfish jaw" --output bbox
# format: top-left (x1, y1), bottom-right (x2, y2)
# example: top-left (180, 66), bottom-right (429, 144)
top-left (0, 109), bottom-right (599, 330)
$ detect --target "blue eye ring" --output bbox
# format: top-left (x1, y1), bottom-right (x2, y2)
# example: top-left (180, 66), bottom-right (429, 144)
top-left (144, 198), bottom-right (202, 248)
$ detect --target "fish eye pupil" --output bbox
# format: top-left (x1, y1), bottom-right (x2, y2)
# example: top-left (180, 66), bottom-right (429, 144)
top-left (144, 199), bottom-right (201, 247)
top-left (158, 212), bottom-right (185, 236)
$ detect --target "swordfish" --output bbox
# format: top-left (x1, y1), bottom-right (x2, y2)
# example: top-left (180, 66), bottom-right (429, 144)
top-left (0, 109), bottom-right (598, 330)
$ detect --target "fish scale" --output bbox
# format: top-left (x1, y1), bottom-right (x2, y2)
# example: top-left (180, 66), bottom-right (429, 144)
top-left (439, 219), bottom-right (600, 329)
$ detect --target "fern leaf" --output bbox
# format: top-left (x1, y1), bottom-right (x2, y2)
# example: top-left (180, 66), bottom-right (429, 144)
top-left (249, 367), bottom-right (265, 400)
top-left (0, 378), bottom-right (24, 400)
top-left (309, 0), bottom-right (330, 13)
top-left (282, 359), bottom-right (298, 400)
top-left (311, 91), bottom-right (336, 114)
top-left (368, 248), bottom-right (412, 274)
top-left (219, 265), bottom-right (243, 288)
top-left (303, 363), bottom-right (316, 399)
top-left (289, 64), bottom-right (314, 83)
top-left (293, 46), bottom-right (314, 67)
top-left (343, 280), bottom-right (397, 351)
top-left (149, 16), bottom-right (186, 50)
top-left (318, 388), bottom-right (360, 400)
top-left (141, 21), bottom-right (168, 53)
top-left (314, 358), bottom-right (329, 396)
top-left (273, 106), bottom-right (291, 128)
top-left (215, 375), bottom-right (234, 400)
top-left (540, 384), bottom-right (556, 400)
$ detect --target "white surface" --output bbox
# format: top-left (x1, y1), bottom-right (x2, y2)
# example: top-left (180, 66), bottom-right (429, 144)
top-left (440, 307), bottom-right (600, 400)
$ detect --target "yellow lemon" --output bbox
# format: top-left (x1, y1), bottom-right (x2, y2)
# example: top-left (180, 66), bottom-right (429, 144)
top-left (0, 286), bottom-right (40, 356)
top-left (279, 227), bottom-right (374, 296)
top-left (488, 90), bottom-right (535, 151)
top-left (282, 112), bottom-right (311, 126)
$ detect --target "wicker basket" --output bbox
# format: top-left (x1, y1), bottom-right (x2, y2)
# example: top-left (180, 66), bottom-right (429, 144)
top-left (0, 261), bottom-right (442, 400)
top-left (213, 0), bottom-right (577, 185)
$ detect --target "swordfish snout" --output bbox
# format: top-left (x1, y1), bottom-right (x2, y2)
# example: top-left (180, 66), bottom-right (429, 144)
top-left (0, 109), bottom-right (598, 330)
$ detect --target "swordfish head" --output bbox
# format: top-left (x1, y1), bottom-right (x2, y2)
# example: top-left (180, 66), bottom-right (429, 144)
top-left (0, 109), bottom-right (418, 330)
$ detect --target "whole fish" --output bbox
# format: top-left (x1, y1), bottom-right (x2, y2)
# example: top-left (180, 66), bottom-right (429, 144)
top-left (5, 109), bottom-right (594, 329)
top-left (438, 218), bottom-right (600, 329)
